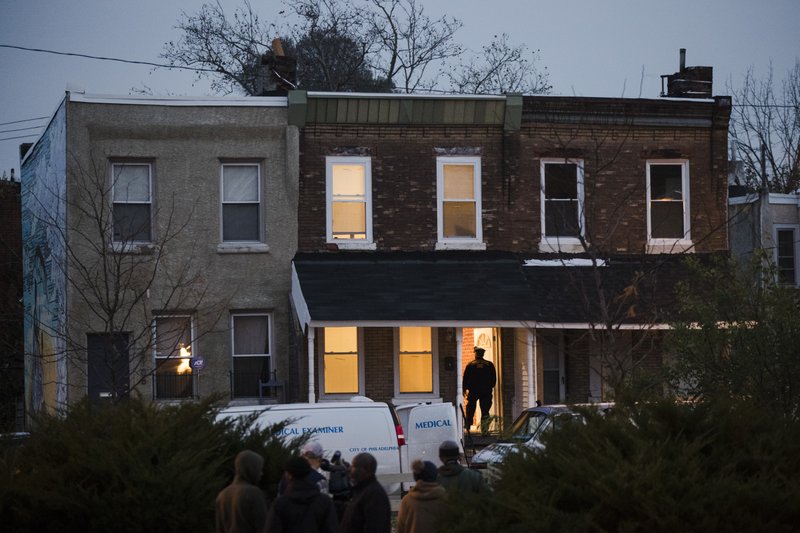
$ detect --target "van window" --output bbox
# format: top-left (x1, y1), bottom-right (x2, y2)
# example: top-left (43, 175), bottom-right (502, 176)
top-left (323, 327), bottom-right (359, 394)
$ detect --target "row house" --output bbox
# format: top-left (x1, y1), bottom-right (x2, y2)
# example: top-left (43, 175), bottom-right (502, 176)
top-left (288, 91), bottom-right (731, 430)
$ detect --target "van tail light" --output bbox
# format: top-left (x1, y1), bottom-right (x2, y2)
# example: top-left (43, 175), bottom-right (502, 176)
top-left (395, 424), bottom-right (406, 446)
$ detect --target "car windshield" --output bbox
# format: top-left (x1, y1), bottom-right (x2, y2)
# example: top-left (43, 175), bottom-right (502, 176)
top-left (508, 411), bottom-right (549, 441)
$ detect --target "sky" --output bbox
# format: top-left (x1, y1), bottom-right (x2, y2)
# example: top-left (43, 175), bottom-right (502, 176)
top-left (1, 0), bottom-right (798, 178)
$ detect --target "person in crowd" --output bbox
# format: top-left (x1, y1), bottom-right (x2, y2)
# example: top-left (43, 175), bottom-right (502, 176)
top-left (267, 456), bottom-right (338, 533)
top-left (463, 346), bottom-right (497, 433)
top-left (436, 440), bottom-right (490, 496)
top-left (279, 441), bottom-right (329, 495)
top-left (339, 452), bottom-right (391, 533)
top-left (396, 460), bottom-right (446, 533)
top-left (215, 449), bottom-right (270, 533)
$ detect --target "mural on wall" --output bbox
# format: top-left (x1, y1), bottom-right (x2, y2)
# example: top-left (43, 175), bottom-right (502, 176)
top-left (21, 99), bottom-right (68, 416)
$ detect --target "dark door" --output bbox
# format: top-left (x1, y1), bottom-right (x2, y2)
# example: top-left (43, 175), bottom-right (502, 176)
top-left (87, 333), bottom-right (130, 402)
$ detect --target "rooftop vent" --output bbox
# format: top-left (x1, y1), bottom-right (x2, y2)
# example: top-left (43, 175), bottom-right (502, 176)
top-left (660, 48), bottom-right (712, 98)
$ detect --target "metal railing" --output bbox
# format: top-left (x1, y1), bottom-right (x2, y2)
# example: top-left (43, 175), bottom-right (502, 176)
top-left (154, 372), bottom-right (195, 399)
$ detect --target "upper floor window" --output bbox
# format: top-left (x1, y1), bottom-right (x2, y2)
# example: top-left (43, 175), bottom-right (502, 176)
top-left (540, 159), bottom-right (585, 251)
top-left (231, 313), bottom-right (271, 398)
top-left (395, 327), bottom-right (437, 397)
top-left (111, 162), bottom-right (152, 243)
top-left (153, 315), bottom-right (194, 400)
top-left (221, 163), bottom-right (261, 242)
top-left (326, 157), bottom-right (373, 248)
top-left (321, 327), bottom-right (363, 396)
top-left (437, 156), bottom-right (483, 248)
top-left (646, 160), bottom-right (691, 250)
top-left (775, 225), bottom-right (798, 286)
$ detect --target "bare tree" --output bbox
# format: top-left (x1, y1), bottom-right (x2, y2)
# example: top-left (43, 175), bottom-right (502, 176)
top-left (449, 34), bottom-right (551, 95)
top-left (728, 60), bottom-right (800, 193)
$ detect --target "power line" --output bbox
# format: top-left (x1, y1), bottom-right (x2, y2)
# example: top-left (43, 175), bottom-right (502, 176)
top-left (0, 134), bottom-right (40, 142)
top-left (0, 44), bottom-right (219, 73)
top-left (0, 125), bottom-right (43, 135)
top-left (0, 116), bottom-right (48, 126)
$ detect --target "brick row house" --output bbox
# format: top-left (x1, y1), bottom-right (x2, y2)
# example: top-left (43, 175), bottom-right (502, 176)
top-left (21, 84), bottom-right (731, 431)
top-left (288, 91), bottom-right (731, 430)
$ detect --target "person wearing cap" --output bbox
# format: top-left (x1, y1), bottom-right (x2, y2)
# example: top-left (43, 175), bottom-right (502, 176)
top-left (266, 456), bottom-right (338, 533)
top-left (436, 440), bottom-right (490, 496)
top-left (278, 441), bottom-right (329, 496)
top-left (463, 346), bottom-right (496, 433)
top-left (215, 449), bottom-right (270, 533)
top-left (396, 459), bottom-right (446, 533)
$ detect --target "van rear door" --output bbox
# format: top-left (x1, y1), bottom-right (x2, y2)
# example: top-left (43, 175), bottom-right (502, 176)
top-left (399, 402), bottom-right (460, 475)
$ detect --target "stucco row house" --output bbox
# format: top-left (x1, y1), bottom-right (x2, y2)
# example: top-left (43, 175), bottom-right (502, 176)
top-left (21, 83), bottom-right (731, 430)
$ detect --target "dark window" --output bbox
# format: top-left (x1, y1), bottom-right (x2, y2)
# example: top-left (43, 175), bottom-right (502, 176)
top-left (777, 228), bottom-right (797, 285)
top-left (544, 163), bottom-right (580, 237)
top-left (222, 164), bottom-right (260, 242)
top-left (112, 163), bottom-right (151, 242)
top-left (649, 163), bottom-right (685, 239)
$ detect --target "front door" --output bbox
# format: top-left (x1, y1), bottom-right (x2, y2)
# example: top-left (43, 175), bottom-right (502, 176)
top-left (541, 332), bottom-right (564, 404)
top-left (87, 333), bottom-right (130, 403)
top-left (464, 327), bottom-right (501, 432)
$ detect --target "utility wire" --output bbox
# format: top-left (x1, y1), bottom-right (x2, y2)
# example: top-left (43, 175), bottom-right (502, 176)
top-left (0, 133), bottom-right (40, 142)
top-left (0, 116), bottom-right (48, 126)
top-left (0, 44), bottom-right (220, 73)
top-left (0, 125), bottom-right (43, 135)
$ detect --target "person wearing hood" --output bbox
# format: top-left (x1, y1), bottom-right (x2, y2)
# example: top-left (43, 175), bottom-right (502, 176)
top-left (267, 456), bottom-right (339, 533)
top-left (215, 449), bottom-right (270, 533)
top-left (395, 460), bottom-right (447, 533)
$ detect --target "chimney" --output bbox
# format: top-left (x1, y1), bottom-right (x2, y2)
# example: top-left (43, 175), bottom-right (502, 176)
top-left (660, 48), bottom-right (713, 98)
top-left (254, 38), bottom-right (297, 96)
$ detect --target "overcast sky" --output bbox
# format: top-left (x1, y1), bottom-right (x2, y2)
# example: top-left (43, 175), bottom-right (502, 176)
top-left (1, 0), bottom-right (798, 177)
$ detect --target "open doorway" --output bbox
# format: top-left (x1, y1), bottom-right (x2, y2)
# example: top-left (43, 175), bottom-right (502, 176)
top-left (461, 327), bottom-right (501, 432)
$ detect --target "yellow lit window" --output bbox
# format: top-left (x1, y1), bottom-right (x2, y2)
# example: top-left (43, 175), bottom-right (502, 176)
top-left (323, 327), bottom-right (359, 394)
top-left (442, 164), bottom-right (477, 238)
top-left (399, 327), bottom-right (433, 393)
top-left (331, 162), bottom-right (367, 240)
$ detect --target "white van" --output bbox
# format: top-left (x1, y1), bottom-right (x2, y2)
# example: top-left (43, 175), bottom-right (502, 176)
top-left (217, 397), bottom-right (459, 493)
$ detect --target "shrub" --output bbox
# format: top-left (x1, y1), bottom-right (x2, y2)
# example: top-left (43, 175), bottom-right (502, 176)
top-left (0, 397), bottom-right (301, 533)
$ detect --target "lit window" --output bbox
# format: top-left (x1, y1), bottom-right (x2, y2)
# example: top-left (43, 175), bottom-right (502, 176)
top-left (154, 316), bottom-right (193, 399)
top-left (776, 226), bottom-right (798, 286)
top-left (541, 159), bottom-right (585, 240)
top-left (397, 327), bottom-right (434, 394)
top-left (222, 164), bottom-right (261, 242)
top-left (647, 161), bottom-right (690, 241)
top-left (323, 327), bottom-right (360, 395)
top-left (326, 157), bottom-right (372, 245)
top-left (112, 163), bottom-right (151, 243)
top-left (231, 314), bottom-right (271, 398)
top-left (437, 156), bottom-right (482, 246)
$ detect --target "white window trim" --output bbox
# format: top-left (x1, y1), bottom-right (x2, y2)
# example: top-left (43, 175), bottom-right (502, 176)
top-left (111, 162), bottom-right (153, 244)
top-left (436, 156), bottom-right (485, 249)
top-left (326, 156), bottom-right (374, 248)
top-left (152, 314), bottom-right (196, 399)
top-left (230, 312), bottom-right (273, 358)
top-left (392, 327), bottom-right (440, 401)
top-left (774, 224), bottom-right (799, 286)
top-left (220, 163), bottom-right (263, 244)
top-left (646, 159), bottom-right (692, 254)
top-left (318, 327), bottom-right (366, 400)
top-left (539, 158), bottom-right (586, 253)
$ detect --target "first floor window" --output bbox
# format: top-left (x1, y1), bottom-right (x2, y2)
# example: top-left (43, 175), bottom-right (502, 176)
top-left (154, 316), bottom-right (194, 399)
top-left (397, 327), bottom-right (434, 394)
top-left (322, 327), bottom-right (359, 395)
top-left (647, 160), bottom-right (689, 241)
top-left (222, 163), bottom-right (261, 242)
top-left (437, 156), bottom-right (482, 244)
top-left (776, 226), bottom-right (798, 286)
top-left (112, 162), bottom-right (152, 243)
top-left (327, 157), bottom-right (372, 243)
top-left (231, 313), bottom-right (271, 398)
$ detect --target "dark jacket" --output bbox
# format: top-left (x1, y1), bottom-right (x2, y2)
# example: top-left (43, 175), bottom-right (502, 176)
top-left (463, 359), bottom-right (496, 396)
top-left (215, 450), bottom-right (270, 533)
top-left (395, 480), bottom-right (446, 533)
top-left (267, 477), bottom-right (338, 533)
top-left (339, 475), bottom-right (391, 533)
top-left (437, 461), bottom-right (490, 496)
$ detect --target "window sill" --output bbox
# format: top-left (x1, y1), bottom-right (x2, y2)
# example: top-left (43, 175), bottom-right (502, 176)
top-left (391, 396), bottom-right (442, 405)
top-left (327, 241), bottom-right (377, 251)
top-left (538, 238), bottom-right (585, 253)
top-left (217, 243), bottom-right (270, 254)
top-left (435, 241), bottom-right (486, 251)
top-left (646, 240), bottom-right (694, 254)
top-left (110, 242), bottom-right (156, 255)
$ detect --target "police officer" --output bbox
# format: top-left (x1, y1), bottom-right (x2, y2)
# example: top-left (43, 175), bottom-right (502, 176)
top-left (463, 346), bottom-right (496, 433)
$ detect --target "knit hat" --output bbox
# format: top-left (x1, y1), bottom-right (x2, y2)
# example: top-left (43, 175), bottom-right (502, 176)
top-left (285, 456), bottom-right (312, 479)
top-left (439, 440), bottom-right (460, 458)
top-left (412, 459), bottom-right (438, 482)
top-left (301, 441), bottom-right (324, 459)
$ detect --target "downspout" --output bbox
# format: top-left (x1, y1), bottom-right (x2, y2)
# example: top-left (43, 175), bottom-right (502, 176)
top-left (307, 328), bottom-right (316, 403)
top-left (455, 327), bottom-right (464, 435)
top-left (527, 328), bottom-right (536, 408)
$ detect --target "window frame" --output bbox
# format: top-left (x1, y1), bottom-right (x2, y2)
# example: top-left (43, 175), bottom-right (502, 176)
top-left (152, 314), bottom-right (195, 400)
top-left (436, 156), bottom-right (484, 249)
top-left (646, 159), bottom-right (692, 251)
top-left (325, 156), bottom-right (374, 250)
top-left (539, 158), bottom-right (586, 252)
top-left (318, 327), bottom-right (366, 400)
top-left (230, 312), bottom-right (273, 399)
top-left (220, 162), bottom-right (263, 244)
top-left (110, 161), bottom-right (153, 245)
top-left (774, 224), bottom-right (799, 286)
top-left (393, 327), bottom-right (439, 401)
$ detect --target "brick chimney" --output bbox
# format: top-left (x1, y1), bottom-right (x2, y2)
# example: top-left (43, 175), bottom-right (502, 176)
top-left (660, 48), bottom-right (713, 98)
top-left (255, 38), bottom-right (297, 96)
